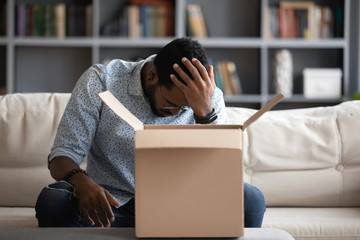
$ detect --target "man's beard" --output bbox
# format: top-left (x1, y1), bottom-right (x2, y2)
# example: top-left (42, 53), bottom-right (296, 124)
top-left (145, 84), bottom-right (166, 117)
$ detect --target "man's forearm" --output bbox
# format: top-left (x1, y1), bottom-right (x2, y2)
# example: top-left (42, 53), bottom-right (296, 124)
top-left (49, 156), bottom-right (81, 181)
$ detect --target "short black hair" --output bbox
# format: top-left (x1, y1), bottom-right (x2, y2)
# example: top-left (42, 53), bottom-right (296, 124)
top-left (154, 37), bottom-right (209, 90)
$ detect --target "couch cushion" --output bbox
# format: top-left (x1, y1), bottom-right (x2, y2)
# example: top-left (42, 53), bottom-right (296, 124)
top-left (263, 207), bottom-right (360, 240)
top-left (0, 93), bottom-right (70, 207)
top-left (336, 102), bottom-right (360, 206)
top-left (226, 101), bottom-right (360, 207)
top-left (0, 207), bottom-right (37, 227)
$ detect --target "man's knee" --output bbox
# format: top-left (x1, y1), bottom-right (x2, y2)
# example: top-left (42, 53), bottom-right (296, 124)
top-left (244, 182), bottom-right (266, 227)
top-left (36, 181), bottom-right (76, 208)
top-left (244, 182), bottom-right (266, 209)
top-left (35, 181), bottom-right (79, 227)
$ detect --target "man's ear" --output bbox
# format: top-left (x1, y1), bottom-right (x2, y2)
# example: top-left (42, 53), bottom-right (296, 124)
top-left (147, 68), bottom-right (159, 84)
top-left (146, 64), bottom-right (159, 86)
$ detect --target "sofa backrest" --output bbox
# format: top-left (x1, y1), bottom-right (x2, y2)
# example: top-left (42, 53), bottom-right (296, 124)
top-left (0, 93), bottom-right (71, 207)
top-left (227, 101), bottom-right (360, 207)
top-left (1, 93), bottom-right (359, 207)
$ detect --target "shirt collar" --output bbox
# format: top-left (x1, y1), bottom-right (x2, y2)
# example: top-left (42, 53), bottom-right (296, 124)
top-left (128, 54), bottom-right (156, 96)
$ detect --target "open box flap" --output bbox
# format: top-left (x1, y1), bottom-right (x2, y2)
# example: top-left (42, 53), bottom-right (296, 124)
top-left (99, 90), bottom-right (283, 131)
top-left (98, 91), bottom-right (144, 131)
top-left (242, 94), bottom-right (284, 129)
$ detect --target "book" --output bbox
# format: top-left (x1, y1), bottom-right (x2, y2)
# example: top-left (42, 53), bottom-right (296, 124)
top-left (219, 61), bottom-right (233, 95)
top-left (55, 4), bottom-right (66, 38)
top-left (85, 4), bottom-right (93, 36)
top-left (154, 5), bottom-right (167, 37)
top-left (44, 4), bottom-right (55, 37)
top-left (27, 5), bottom-right (33, 36)
top-left (143, 5), bottom-right (157, 37)
top-left (33, 4), bottom-right (45, 36)
top-left (269, 7), bottom-right (280, 38)
top-left (214, 63), bottom-right (224, 92)
top-left (334, 5), bottom-right (343, 37)
top-left (67, 5), bottom-right (76, 36)
top-left (321, 7), bottom-right (332, 38)
top-left (226, 61), bottom-right (242, 95)
top-left (17, 4), bottom-right (27, 36)
top-left (186, 4), bottom-right (207, 38)
top-left (278, 6), bottom-right (287, 38)
top-left (296, 9), bottom-right (308, 38)
top-left (214, 60), bottom-right (242, 95)
top-left (264, 6), bottom-right (272, 39)
top-left (0, 3), bottom-right (6, 35)
top-left (140, 5), bottom-right (148, 37)
top-left (128, 4), bottom-right (141, 38)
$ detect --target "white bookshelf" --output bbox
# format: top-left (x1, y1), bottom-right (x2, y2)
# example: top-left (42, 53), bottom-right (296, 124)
top-left (1, 0), bottom-right (359, 108)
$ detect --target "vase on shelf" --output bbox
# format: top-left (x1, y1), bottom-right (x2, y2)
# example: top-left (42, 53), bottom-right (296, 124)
top-left (273, 49), bottom-right (293, 97)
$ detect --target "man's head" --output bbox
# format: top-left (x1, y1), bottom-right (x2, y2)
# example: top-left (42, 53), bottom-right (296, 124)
top-left (154, 37), bottom-right (209, 90)
top-left (142, 38), bottom-right (210, 117)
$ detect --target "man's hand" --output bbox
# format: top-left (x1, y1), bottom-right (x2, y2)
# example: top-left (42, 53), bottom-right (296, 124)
top-left (170, 57), bottom-right (216, 117)
top-left (49, 156), bottom-right (120, 227)
top-left (70, 173), bottom-right (120, 227)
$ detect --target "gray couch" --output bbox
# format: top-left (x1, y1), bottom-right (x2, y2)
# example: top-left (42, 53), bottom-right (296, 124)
top-left (0, 93), bottom-right (359, 240)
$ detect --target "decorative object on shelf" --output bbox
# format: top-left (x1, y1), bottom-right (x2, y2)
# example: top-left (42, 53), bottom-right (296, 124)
top-left (274, 49), bottom-right (293, 97)
top-left (303, 68), bottom-right (342, 99)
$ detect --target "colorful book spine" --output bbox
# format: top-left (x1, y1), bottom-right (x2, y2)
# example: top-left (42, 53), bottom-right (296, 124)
top-left (186, 4), bottom-right (207, 38)
top-left (214, 61), bottom-right (242, 96)
top-left (17, 4), bottom-right (26, 36)
top-left (55, 4), bottom-right (66, 38)
top-left (100, 0), bottom-right (174, 38)
top-left (264, 1), bottom-right (340, 39)
top-left (15, 3), bottom-right (92, 37)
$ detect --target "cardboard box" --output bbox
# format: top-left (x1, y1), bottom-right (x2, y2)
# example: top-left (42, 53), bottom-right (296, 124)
top-left (303, 68), bottom-right (342, 99)
top-left (98, 91), bottom-right (283, 238)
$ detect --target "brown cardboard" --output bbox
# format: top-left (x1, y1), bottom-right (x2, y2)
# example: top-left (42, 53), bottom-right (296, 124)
top-left (98, 91), bottom-right (283, 238)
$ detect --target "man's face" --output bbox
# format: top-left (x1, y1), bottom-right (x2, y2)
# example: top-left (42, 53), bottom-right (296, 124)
top-left (146, 83), bottom-right (189, 117)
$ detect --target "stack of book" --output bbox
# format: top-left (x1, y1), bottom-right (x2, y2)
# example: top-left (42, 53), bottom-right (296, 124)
top-left (101, 0), bottom-right (174, 38)
top-left (16, 3), bottom-right (93, 37)
top-left (264, 1), bottom-right (342, 39)
top-left (0, 3), bottom-right (6, 36)
top-left (214, 61), bottom-right (242, 96)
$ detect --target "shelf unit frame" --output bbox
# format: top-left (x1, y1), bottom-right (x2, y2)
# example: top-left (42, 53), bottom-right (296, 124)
top-left (1, 0), bottom-right (359, 108)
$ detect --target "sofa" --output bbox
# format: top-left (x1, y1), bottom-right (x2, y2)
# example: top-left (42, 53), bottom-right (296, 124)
top-left (0, 93), bottom-right (359, 240)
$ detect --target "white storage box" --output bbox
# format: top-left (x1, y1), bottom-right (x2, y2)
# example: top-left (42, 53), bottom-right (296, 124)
top-left (303, 68), bottom-right (342, 99)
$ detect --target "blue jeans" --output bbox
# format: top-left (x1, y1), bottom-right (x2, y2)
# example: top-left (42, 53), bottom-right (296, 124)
top-left (35, 181), bottom-right (265, 228)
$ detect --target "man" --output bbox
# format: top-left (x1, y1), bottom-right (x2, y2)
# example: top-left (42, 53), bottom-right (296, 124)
top-left (35, 37), bottom-right (265, 228)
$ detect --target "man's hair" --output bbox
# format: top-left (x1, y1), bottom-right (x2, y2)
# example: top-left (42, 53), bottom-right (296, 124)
top-left (154, 37), bottom-right (209, 90)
